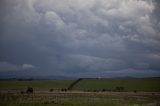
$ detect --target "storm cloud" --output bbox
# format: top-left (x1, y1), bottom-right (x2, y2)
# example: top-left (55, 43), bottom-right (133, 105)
top-left (0, 0), bottom-right (160, 77)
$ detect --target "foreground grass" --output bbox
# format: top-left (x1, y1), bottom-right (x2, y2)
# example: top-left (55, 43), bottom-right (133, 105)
top-left (0, 99), bottom-right (148, 106)
top-left (1, 92), bottom-right (159, 106)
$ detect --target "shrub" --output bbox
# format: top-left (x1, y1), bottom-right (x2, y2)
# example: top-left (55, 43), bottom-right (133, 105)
top-left (116, 86), bottom-right (124, 92)
top-left (26, 87), bottom-right (33, 94)
top-left (133, 90), bottom-right (137, 93)
top-left (93, 90), bottom-right (98, 92)
top-left (102, 89), bottom-right (106, 92)
top-left (61, 88), bottom-right (67, 92)
top-left (20, 91), bottom-right (25, 94)
top-left (50, 89), bottom-right (54, 92)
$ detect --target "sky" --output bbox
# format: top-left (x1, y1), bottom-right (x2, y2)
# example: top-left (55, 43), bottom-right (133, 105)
top-left (0, 0), bottom-right (160, 78)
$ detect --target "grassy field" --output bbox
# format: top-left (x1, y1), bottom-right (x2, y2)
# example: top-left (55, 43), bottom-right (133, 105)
top-left (0, 77), bottom-right (160, 92)
top-left (0, 77), bottom-right (160, 106)
top-left (72, 77), bottom-right (160, 92)
top-left (0, 80), bottom-right (73, 90)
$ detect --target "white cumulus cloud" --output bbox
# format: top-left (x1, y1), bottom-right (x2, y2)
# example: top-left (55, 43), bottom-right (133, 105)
top-left (0, 62), bottom-right (35, 71)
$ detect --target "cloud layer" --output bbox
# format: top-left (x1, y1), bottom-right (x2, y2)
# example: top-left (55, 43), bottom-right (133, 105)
top-left (0, 0), bottom-right (160, 77)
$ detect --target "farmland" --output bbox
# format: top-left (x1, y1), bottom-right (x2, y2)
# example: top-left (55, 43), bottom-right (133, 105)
top-left (0, 77), bottom-right (160, 92)
top-left (0, 77), bottom-right (160, 106)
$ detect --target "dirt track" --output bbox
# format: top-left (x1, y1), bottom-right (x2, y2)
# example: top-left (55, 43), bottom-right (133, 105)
top-left (2, 90), bottom-right (160, 99)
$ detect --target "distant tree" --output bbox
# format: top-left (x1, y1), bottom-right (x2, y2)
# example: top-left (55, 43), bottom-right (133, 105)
top-left (17, 78), bottom-right (23, 81)
top-left (27, 78), bottom-right (33, 81)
